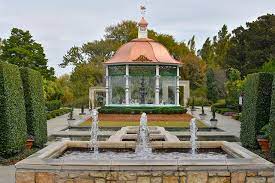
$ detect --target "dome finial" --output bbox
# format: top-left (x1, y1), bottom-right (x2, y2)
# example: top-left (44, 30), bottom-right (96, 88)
top-left (138, 5), bottom-right (148, 38)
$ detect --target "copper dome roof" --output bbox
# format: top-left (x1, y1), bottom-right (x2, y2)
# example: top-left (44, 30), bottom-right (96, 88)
top-left (104, 38), bottom-right (181, 65)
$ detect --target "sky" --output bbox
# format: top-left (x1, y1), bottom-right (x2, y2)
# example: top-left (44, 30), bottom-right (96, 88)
top-left (0, 0), bottom-right (275, 76)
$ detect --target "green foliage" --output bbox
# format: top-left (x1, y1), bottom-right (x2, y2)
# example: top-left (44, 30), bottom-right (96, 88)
top-left (43, 79), bottom-right (63, 101)
top-left (270, 75), bottom-right (275, 160)
top-left (198, 25), bottom-right (231, 68)
top-left (70, 62), bottom-right (104, 98)
top-left (187, 97), bottom-right (210, 106)
top-left (99, 106), bottom-right (187, 114)
top-left (212, 99), bottom-right (226, 109)
top-left (46, 108), bottom-right (71, 120)
top-left (181, 53), bottom-right (207, 89)
top-left (225, 68), bottom-right (244, 108)
top-left (20, 68), bottom-right (47, 147)
top-left (187, 35), bottom-right (196, 54)
top-left (55, 74), bottom-right (74, 105)
top-left (0, 28), bottom-right (55, 79)
top-left (240, 73), bottom-right (273, 148)
top-left (206, 68), bottom-right (218, 102)
top-left (226, 14), bottom-right (275, 76)
top-left (199, 37), bottom-right (215, 66)
top-left (46, 100), bottom-right (61, 111)
top-left (0, 62), bottom-right (27, 157)
top-left (260, 58), bottom-right (275, 73)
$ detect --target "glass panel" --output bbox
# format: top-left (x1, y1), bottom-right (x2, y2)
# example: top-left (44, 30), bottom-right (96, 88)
top-left (160, 65), bottom-right (177, 76)
top-left (109, 65), bottom-right (125, 76)
top-left (159, 76), bottom-right (176, 105)
top-left (129, 65), bottom-right (155, 76)
top-left (108, 76), bottom-right (125, 104)
top-left (129, 76), bottom-right (155, 105)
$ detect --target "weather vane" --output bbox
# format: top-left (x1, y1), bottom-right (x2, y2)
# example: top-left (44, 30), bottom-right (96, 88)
top-left (140, 5), bottom-right (146, 17)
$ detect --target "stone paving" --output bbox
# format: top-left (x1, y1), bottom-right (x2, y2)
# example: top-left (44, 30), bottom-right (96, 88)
top-left (189, 106), bottom-right (241, 138)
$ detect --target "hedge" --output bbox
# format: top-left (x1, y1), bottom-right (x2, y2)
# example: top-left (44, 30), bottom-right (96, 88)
top-left (47, 108), bottom-right (71, 120)
top-left (20, 68), bottom-right (47, 147)
top-left (99, 106), bottom-right (187, 114)
top-left (270, 75), bottom-right (275, 160)
top-left (240, 73), bottom-right (273, 148)
top-left (0, 62), bottom-right (27, 157)
top-left (46, 100), bottom-right (61, 111)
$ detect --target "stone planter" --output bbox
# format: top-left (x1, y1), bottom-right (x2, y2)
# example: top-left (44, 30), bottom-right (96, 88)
top-left (257, 138), bottom-right (270, 154)
top-left (210, 119), bottom-right (218, 128)
top-left (26, 139), bottom-right (34, 149)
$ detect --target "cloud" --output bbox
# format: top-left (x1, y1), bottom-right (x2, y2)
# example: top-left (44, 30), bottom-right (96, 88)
top-left (0, 0), bottom-right (274, 76)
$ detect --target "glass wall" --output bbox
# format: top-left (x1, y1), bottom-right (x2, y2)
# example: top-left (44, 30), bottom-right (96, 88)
top-left (129, 65), bottom-right (155, 105)
top-left (107, 64), bottom-right (178, 106)
top-left (159, 65), bottom-right (177, 105)
top-left (108, 65), bottom-right (125, 105)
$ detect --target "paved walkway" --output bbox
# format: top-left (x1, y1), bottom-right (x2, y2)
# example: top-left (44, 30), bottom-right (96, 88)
top-left (47, 108), bottom-right (88, 136)
top-left (0, 108), bottom-right (89, 183)
top-left (189, 106), bottom-right (241, 138)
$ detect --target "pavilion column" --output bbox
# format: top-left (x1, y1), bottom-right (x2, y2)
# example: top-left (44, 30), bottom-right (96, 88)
top-left (176, 66), bottom-right (180, 106)
top-left (105, 66), bottom-right (109, 106)
top-left (125, 64), bottom-right (130, 105)
top-left (155, 65), bottom-right (160, 105)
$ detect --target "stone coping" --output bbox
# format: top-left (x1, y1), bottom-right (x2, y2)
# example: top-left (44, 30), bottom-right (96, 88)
top-left (107, 126), bottom-right (180, 142)
top-left (16, 141), bottom-right (274, 172)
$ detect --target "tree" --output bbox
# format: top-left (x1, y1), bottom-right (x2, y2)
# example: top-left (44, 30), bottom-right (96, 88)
top-left (199, 37), bottom-right (215, 66)
top-left (213, 25), bottom-right (231, 67)
top-left (206, 68), bottom-right (218, 102)
top-left (199, 25), bottom-right (231, 69)
top-left (105, 20), bottom-right (138, 44)
top-left (0, 38), bottom-right (3, 55)
top-left (70, 62), bottom-right (104, 98)
top-left (43, 79), bottom-right (63, 101)
top-left (225, 14), bottom-right (275, 76)
top-left (56, 74), bottom-right (74, 105)
top-left (181, 53), bottom-right (207, 89)
top-left (225, 68), bottom-right (244, 108)
top-left (260, 58), bottom-right (275, 72)
top-left (0, 28), bottom-right (55, 79)
top-left (188, 35), bottom-right (196, 54)
top-left (61, 39), bottom-right (120, 68)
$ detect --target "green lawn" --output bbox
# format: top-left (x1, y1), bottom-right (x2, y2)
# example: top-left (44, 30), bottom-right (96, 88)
top-left (80, 120), bottom-right (207, 128)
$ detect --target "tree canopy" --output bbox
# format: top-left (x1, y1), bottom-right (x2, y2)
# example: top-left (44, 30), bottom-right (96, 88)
top-left (225, 14), bottom-right (275, 76)
top-left (0, 28), bottom-right (55, 80)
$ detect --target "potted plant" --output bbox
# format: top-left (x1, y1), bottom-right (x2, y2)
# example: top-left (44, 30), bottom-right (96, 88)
top-left (67, 107), bottom-right (76, 127)
top-left (257, 123), bottom-right (271, 155)
top-left (79, 105), bottom-right (86, 116)
top-left (26, 135), bottom-right (34, 149)
top-left (191, 97), bottom-right (196, 111)
top-left (210, 108), bottom-right (218, 128)
top-left (199, 105), bottom-right (207, 120)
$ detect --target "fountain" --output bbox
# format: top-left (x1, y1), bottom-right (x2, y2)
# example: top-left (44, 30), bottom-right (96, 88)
top-left (15, 113), bottom-right (275, 183)
top-left (190, 118), bottom-right (198, 155)
top-left (135, 113), bottom-right (152, 157)
top-left (90, 109), bottom-right (99, 155)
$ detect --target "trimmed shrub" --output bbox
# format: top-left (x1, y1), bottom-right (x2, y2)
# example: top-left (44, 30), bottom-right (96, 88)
top-left (47, 108), bottom-right (71, 120)
top-left (98, 106), bottom-right (187, 114)
top-left (240, 73), bottom-right (273, 148)
top-left (46, 100), bottom-right (61, 111)
top-left (0, 62), bottom-right (27, 157)
top-left (20, 68), bottom-right (47, 147)
top-left (270, 75), bottom-right (275, 160)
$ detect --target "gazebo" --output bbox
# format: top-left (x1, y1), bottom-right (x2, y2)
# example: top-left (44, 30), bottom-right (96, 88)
top-left (103, 17), bottom-right (188, 107)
